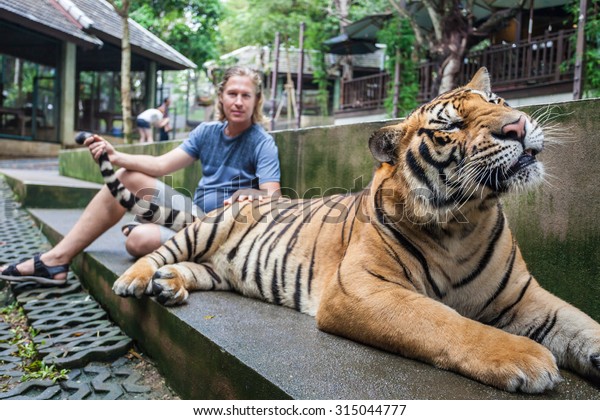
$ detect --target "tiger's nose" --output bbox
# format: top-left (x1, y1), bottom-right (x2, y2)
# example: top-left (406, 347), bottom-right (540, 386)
top-left (501, 116), bottom-right (526, 142)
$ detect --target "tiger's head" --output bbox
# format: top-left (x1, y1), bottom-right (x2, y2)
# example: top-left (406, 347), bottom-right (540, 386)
top-left (369, 67), bottom-right (545, 224)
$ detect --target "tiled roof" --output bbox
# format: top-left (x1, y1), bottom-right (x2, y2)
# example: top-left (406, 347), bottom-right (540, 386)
top-left (0, 0), bottom-right (102, 48)
top-left (72, 0), bottom-right (195, 69)
top-left (0, 0), bottom-right (195, 70)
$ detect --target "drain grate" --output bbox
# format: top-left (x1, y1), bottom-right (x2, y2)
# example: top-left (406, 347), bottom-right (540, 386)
top-left (0, 176), bottom-right (173, 399)
top-left (0, 360), bottom-right (152, 400)
top-left (0, 184), bottom-right (50, 266)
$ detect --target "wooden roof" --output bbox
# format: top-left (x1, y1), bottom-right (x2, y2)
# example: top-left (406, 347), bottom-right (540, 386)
top-left (0, 0), bottom-right (195, 71)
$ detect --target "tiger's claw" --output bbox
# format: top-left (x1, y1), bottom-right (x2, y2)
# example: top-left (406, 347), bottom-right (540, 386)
top-left (150, 267), bottom-right (190, 306)
top-left (112, 258), bottom-right (156, 298)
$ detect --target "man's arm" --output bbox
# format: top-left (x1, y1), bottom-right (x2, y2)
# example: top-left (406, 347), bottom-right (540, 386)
top-left (85, 134), bottom-right (195, 177)
top-left (259, 181), bottom-right (281, 197)
top-left (111, 147), bottom-right (194, 177)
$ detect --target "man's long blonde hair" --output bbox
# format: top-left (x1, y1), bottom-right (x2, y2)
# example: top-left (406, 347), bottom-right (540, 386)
top-left (216, 66), bottom-right (265, 124)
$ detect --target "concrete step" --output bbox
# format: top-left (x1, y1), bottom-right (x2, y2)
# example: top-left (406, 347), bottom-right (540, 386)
top-left (0, 169), bottom-right (100, 208)
top-left (4, 172), bottom-right (600, 399)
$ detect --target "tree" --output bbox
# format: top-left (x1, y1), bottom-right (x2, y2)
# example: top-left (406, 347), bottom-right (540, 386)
top-left (106, 0), bottom-right (133, 142)
top-left (567, 0), bottom-right (600, 98)
top-left (129, 0), bottom-right (223, 69)
top-left (388, 0), bottom-right (526, 94)
top-left (379, 16), bottom-right (419, 117)
top-left (104, 1), bottom-right (223, 140)
top-left (218, 0), bottom-right (386, 115)
top-left (219, 0), bottom-right (340, 116)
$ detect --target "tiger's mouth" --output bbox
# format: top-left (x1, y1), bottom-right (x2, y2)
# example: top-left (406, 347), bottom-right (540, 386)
top-left (505, 149), bottom-right (539, 178)
top-left (478, 148), bottom-right (541, 191)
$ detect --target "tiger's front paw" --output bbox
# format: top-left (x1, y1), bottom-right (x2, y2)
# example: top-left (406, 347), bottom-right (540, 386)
top-left (112, 258), bottom-right (156, 298)
top-left (150, 265), bottom-right (190, 306)
top-left (476, 335), bottom-right (562, 393)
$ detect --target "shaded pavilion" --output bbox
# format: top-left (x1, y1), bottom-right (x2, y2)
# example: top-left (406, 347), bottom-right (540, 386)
top-left (0, 0), bottom-right (195, 157)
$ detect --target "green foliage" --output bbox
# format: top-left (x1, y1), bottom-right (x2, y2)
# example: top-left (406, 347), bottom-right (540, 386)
top-left (1, 301), bottom-right (69, 385)
top-left (303, 7), bottom-right (340, 116)
top-left (22, 361), bottom-right (69, 383)
top-left (219, 0), bottom-right (340, 115)
top-left (217, 1), bottom-right (393, 115)
top-left (219, 0), bottom-right (318, 51)
top-left (129, 0), bottom-right (223, 69)
top-left (348, 0), bottom-right (391, 21)
top-left (378, 17), bottom-right (419, 117)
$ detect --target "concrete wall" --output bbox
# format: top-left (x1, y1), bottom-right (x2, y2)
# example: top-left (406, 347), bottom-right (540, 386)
top-left (502, 99), bottom-right (600, 320)
top-left (59, 140), bottom-right (202, 198)
top-left (0, 139), bottom-right (61, 158)
top-left (58, 99), bottom-right (600, 320)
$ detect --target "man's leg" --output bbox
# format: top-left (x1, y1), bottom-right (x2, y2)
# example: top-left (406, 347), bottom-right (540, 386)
top-left (123, 178), bottom-right (202, 257)
top-left (0, 169), bottom-right (161, 281)
top-left (124, 224), bottom-right (164, 257)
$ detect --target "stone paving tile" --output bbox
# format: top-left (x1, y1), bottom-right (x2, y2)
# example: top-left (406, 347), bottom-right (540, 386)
top-left (0, 360), bottom-right (154, 400)
top-left (0, 176), bottom-right (178, 399)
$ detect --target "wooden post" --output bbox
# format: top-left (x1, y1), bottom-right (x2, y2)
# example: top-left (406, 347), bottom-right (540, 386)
top-left (555, 30), bottom-right (564, 82)
top-left (527, 0), bottom-right (535, 43)
top-left (270, 32), bottom-right (280, 131)
top-left (392, 49), bottom-right (400, 118)
top-left (573, 0), bottom-right (587, 100)
top-left (297, 22), bottom-right (305, 129)
top-left (525, 0), bottom-right (535, 78)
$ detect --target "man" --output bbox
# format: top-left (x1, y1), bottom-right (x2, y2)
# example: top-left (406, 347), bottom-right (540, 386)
top-left (0, 67), bottom-right (280, 285)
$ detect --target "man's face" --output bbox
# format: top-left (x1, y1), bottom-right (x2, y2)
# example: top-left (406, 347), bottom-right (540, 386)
top-left (220, 75), bottom-right (256, 125)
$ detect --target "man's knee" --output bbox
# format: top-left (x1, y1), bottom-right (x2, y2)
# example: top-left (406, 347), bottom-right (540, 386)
top-left (118, 170), bottom-right (158, 200)
top-left (125, 225), bottom-right (162, 258)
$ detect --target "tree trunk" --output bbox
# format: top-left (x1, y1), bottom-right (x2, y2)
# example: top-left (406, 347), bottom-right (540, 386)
top-left (120, 14), bottom-right (133, 142)
top-left (107, 0), bottom-right (133, 143)
top-left (437, 33), bottom-right (467, 94)
top-left (389, 0), bottom-right (526, 97)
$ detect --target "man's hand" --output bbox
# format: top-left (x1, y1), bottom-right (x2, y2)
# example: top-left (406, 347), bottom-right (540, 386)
top-left (83, 134), bottom-right (116, 162)
top-left (224, 188), bottom-right (270, 206)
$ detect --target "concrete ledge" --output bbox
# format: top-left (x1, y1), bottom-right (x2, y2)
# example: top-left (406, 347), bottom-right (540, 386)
top-left (19, 205), bottom-right (600, 400)
top-left (0, 169), bottom-right (101, 208)
top-left (8, 98), bottom-right (600, 398)
top-left (4, 166), bottom-right (600, 400)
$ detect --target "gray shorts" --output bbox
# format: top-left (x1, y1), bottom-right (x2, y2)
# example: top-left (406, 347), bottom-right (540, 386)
top-left (128, 179), bottom-right (204, 243)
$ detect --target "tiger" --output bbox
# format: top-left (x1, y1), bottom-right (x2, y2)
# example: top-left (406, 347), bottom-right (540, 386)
top-left (89, 68), bottom-right (600, 393)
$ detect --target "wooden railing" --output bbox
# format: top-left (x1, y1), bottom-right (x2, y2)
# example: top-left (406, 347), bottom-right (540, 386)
top-left (339, 72), bottom-right (390, 111)
top-left (419, 29), bottom-right (576, 102)
top-left (337, 30), bottom-right (576, 111)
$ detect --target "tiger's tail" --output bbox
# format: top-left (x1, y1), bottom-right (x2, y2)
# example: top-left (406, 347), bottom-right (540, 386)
top-left (75, 132), bottom-right (197, 231)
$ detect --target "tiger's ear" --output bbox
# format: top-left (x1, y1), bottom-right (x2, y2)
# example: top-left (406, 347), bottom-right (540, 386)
top-left (369, 125), bottom-right (404, 165)
top-left (466, 67), bottom-right (491, 92)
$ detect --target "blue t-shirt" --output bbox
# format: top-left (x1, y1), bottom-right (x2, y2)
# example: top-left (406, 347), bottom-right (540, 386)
top-left (179, 121), bottom-right (280, 213)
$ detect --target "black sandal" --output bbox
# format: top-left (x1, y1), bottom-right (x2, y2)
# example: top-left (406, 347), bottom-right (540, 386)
top-left (0, 253), bottom-right (69, 286)
top-left (121, 222), bottom-right (141, 237)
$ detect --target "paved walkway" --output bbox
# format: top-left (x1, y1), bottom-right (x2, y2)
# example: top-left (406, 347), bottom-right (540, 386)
top-left (0, 157), bottom-right (59, 171)
top-left (0, 177), bottom-right (178, 400)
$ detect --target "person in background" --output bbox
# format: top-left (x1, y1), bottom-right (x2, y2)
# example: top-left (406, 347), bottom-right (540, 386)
top-left (0, 66), bottom-right (281, 286)
top-left (136, 99), bottom-right (170, 143)
top-left (158, 97), bottom-right (172, 141)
